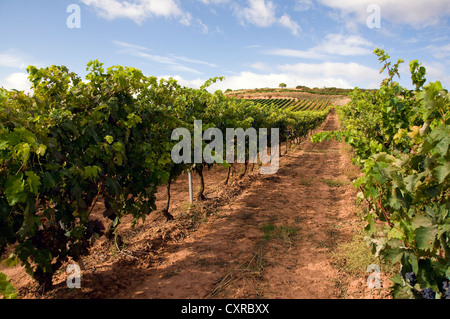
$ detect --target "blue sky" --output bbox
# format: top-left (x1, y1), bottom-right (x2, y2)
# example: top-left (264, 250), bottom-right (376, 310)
top-left (1, 0), bottom-right (450, 93)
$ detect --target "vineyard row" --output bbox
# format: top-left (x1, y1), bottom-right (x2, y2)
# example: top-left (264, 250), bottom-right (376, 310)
top-left (0, 61), bottom-right (332, 294)
top-left (246, 98), bottom-right (331, 112)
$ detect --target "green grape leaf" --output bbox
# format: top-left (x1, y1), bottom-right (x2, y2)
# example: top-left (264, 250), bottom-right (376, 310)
top-left (414, 226), bottom-right (438, 251)
top-left (105, 135), bottom-right (114, 145)
top-left (17, 142), bottom-right (31, 164)
top-left (0, 272), bottom-right (17, 299)
top-left (33, 249), bottom-right (53, 273)
top-left (36, 144), bottom-right (47, 156)
top-left (434, 162), bottom-right (449, 184)
top-left (82, 165), bottom-right (101, 181)
top-left (411, 215), bottom-right (434, 228)
top-left (4, 254), bottom-right (18, 268)
top-left (388, 224), bottom-right (405, 241)
top-left (25, 171), bottom-right (41, 195)
top-left (5, 173), bottom-right (27, 206)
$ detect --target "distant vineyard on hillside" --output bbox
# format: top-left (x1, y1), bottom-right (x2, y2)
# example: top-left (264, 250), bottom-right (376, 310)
top-left (247, 98), bottom-right (331, 112)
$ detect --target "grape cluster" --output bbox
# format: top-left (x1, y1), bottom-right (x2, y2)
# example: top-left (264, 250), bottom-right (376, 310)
top-left (443, 280), bottom-right (450, 299)
top-left (420, 287), bottom-right (436, 300)
top-left (405, 272), bottom-right (450, 299)
top-left (405, 272), bottom-right (417, 286)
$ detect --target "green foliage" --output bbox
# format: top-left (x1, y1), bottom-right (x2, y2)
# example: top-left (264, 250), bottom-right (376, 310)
top-left (0, 254), bottom-right (18, 299)
top-left (260, 222), bottom-right (300, 243)
top-left (0, 272), bottom-right (17, 299)
top-left (0, 61), bottom-right (329, 292)
top-left (312, 49), bottom-right (450, 299)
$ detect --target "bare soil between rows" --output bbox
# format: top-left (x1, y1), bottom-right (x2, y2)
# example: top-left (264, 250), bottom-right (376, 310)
top-left (2, 108), bottom-right (391, 299)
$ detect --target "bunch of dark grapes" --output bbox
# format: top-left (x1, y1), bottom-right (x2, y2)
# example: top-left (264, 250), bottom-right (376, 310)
top-left (406, 272), bottom-right (450, 299)
top-left (405, 272), bottom-right (417, 286)
top-left (420, 287), bottom-right (436, 299)
top-left (442, 280), bottom-right (450, 299)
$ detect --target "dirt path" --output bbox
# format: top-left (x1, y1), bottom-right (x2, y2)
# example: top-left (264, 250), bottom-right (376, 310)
top-left (115, 108), bottom-right (359, 299)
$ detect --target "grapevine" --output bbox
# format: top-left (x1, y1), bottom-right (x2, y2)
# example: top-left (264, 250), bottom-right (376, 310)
top-left (0, 61), bottom-right (329, 292)
top-left (312, 49), bottom-right (449, 299)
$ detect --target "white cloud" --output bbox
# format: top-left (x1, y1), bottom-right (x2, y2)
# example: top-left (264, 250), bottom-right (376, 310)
top-left (248, 62), bottom-right (271, 71)
top-left (111, 40), bottom-right (150, 52)
top-left (0, 49), bottom-right (34, 70)
top-left (0, 50), bottom-right (37, 93)
top-left (315, 34), bottom-right (374, 56)
top-left (266, 48), bottom-right (327, 60)
top-left (244, 44), bottom-right (263, 49)
top-left (113, 40), bottom-right (218, 74)
top-left (426, 43), bottom-right (450, 59)
top-left (294, 0), bottom-right (314, 12)
top-left (1, 72), bottom-right (32, 93)
top-left (239, 0), bottom-right (277, 27)
top-left (319, 0), bottom-right (450, 28)
top-left (167, 54), bottom-right (218, 68)
top-left (167, 64), bottom-right (202, 75)
top-left (278, 14), bottom-right (301, 36)
top-left (191, 61), bottom-right (384, 92)
top-left (236, 0), bottom-right (301, 35)
top-left (277, 61), bottom-right (381, 87)
top-left (421, 62), bottom-right (450, 88)
top-left (207, 70), bottom-right (354, 91)
top-left (199, 0), bottom-right (229, 4)
top-left (266, 33), bottom-right (374, 59)
top-left (81, 0), bottom-right (192, 25)
top-left (0, 54), bottom-right (28, 69)
top-left (162, 75), bottom-right (206, 89)
top-left (197, 18), bottom-right (209, 34)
